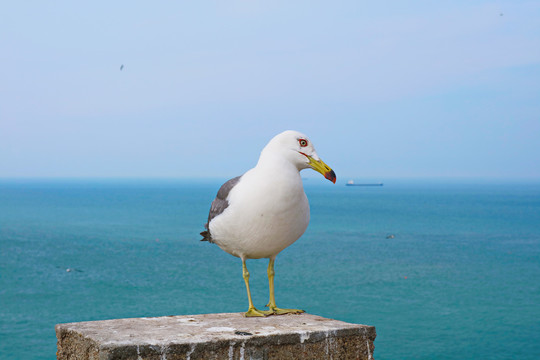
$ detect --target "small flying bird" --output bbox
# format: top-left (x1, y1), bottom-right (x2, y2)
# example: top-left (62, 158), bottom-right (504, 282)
top-left (201, 130), bottom-right (336, 317)
top-left (120, 64), bottom-right (124, 71)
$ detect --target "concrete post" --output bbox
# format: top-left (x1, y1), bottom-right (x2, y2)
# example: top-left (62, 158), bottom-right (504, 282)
top-left (56, 312), bottom-right (376, 360)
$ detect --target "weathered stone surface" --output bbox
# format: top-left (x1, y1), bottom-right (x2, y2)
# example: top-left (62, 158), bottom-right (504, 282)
top-left (56, 312), bottom-right (376, 360)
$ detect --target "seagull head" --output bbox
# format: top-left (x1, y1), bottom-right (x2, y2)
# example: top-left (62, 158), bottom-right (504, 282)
top-left (262, 130), bottom-right (336, 183)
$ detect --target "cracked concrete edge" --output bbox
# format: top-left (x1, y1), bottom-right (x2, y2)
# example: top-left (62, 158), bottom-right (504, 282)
top-left (56, 315), bottom-right (377, 360)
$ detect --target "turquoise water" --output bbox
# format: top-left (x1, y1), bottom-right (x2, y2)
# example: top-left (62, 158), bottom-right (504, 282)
top-left (1, 178), bottom-right (539, 359)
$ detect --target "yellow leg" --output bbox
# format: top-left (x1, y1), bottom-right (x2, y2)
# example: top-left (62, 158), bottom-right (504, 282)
top-left (242, 259), bottom-right (267, 317)
top-left (263, 257), bottom-right (304, 315)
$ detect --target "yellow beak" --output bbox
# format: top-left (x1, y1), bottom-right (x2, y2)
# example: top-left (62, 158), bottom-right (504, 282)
top-left (305, 155), bottom-right (336, 183)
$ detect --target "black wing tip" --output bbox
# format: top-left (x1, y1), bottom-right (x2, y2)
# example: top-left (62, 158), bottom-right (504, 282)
top-left (200, 230), bottom-right (213, 242)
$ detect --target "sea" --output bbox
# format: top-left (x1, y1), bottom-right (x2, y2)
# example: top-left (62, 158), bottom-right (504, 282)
top-left (1, 178), bottom-right (539, 359)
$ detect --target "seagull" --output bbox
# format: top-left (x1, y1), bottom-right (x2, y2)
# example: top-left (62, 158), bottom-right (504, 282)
top-left (201, 130), bottom-right (336, 317)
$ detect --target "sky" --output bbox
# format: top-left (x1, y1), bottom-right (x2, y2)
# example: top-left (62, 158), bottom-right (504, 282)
top-left (1, 1), bottom-right (539, 180)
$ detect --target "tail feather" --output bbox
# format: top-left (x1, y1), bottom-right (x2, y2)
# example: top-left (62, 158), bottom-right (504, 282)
top-left (200, 230), bottom-right (213, 243)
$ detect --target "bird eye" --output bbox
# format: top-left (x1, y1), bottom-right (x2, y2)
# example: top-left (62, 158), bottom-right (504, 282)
top-left (298, 139), bottom-right (308, 147)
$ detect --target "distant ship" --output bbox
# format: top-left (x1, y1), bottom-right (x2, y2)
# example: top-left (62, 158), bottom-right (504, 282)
top-left (346, 180), bottom-right (383, 186)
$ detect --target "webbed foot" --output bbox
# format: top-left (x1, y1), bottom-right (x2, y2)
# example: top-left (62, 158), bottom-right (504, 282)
top-left (265, 305), bottom-right (305, 315)
top-left (244, 307), bottom-right (269, 317)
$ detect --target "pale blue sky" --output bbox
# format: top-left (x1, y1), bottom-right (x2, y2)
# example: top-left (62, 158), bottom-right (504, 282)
top-left (1, 1), bottom-right (539, 179)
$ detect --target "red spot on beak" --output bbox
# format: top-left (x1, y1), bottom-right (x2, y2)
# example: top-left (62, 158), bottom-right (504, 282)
top-left (325, 170), bottom-right (337, 184)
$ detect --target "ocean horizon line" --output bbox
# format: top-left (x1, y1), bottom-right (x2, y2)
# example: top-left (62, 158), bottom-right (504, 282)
top-left (1, 175), bottom-right (539, 182)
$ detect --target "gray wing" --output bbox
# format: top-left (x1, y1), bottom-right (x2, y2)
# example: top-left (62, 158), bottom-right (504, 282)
top-left (200, 175), bottom-right (241, 242)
